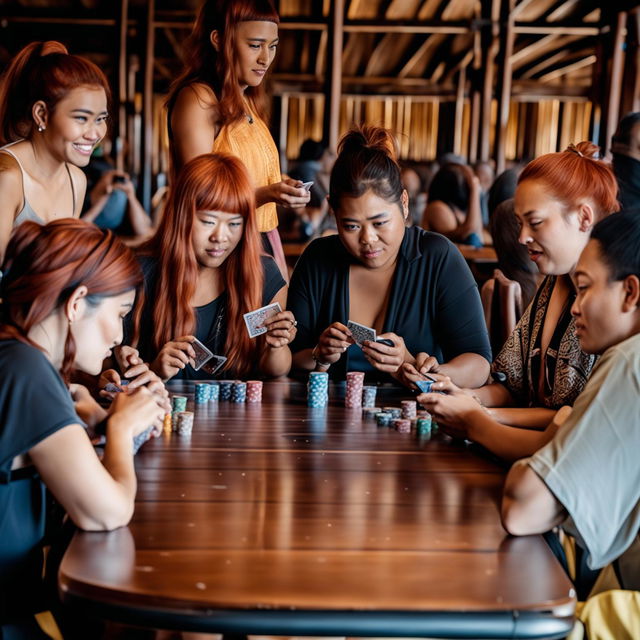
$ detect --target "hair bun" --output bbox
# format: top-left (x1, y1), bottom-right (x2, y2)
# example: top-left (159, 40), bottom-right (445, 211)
top-left (39, 41), bottom-right (69, 57)
top-left (565, 141), bottom-right (600, 160)
top-left (338, 125), bottom-right (398, 163)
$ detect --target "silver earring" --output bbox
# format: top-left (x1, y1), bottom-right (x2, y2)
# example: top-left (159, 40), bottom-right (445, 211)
top-left (38, 125), bottom-right (45, 132)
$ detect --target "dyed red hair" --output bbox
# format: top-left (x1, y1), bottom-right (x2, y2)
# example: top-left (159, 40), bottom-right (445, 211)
top-left (518, 142), bottom-right (620, 220)
top-left (0, 219), bottom-right (142, 382)
top-left (0, 40), bottom-right (111, 145)
top-left (135, 153), bottom-right (263, 376)
top-left (166, 0), bottom-right (279, 141)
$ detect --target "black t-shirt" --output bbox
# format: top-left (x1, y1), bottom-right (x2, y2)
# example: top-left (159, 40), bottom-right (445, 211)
top-left (130, 255), bottom-right (286, 380)
top-left (288, 226), bottom-right (492, 381)
top-left (0, 340), bottom-right (81, 623)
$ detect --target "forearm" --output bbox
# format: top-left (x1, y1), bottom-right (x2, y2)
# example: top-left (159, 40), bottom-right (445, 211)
top-left (127, 197), bottom-right (152, 236)
top-left (489, 407), bottom-right (557, 429)
top-left (260, 345), bottom-right (293, 378)
top-left (256, 184), bottom-right (272, 208)
top-left (468, 410), bottom-right (556, 462)
top-left (102, 418), bottom-right (137, 502)
top-left (472, 382), bottom-right (516, 407)
top-left (438, 353), bottom-right (490, 388)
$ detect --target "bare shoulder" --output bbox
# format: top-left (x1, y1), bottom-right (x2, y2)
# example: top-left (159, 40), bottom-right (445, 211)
top-left (0, 154), bottom-right (24, 197)
top-left (173, 83), bottom-right (219, 119)
top-left (424, 200), bottom-right (457, 232)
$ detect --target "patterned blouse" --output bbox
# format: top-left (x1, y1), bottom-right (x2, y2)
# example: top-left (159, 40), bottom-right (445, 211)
top-left (491, 275), bottom-right (597, 409)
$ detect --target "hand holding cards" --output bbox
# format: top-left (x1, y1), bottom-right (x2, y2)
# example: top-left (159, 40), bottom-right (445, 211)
top-left (244, 302), bottom-right (282, 338)
top-left (190, 337), bottom-right (227, 375)
top-left (347, 320), bottom-right (376, 346)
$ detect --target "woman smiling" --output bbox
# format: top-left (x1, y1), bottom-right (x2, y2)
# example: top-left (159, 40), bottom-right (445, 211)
top-left (288, 126), bottom-right (491, 386)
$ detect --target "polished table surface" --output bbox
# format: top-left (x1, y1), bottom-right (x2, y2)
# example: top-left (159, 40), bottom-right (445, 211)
top-left (59, 380), bottom-right (575, 638)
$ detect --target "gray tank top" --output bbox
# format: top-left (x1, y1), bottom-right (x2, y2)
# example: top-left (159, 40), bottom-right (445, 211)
top-left (0, 143), bottom-right (76, 226)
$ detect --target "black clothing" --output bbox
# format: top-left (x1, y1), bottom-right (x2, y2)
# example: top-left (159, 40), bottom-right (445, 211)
top-left (288, 226), bottom-right (492, 381)
top-left (0, 340), bottom-right (81, 625)
top-left (612, 153), bottom-right (640, 211)
top-left (131, 255), bottom-right (285, 380)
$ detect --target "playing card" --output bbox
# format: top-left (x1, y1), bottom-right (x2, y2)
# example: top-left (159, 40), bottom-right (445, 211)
top-left (200, 354), bottom-right (228, 376)
top-left (243, 302), bottom-right (282, 338)
top-left (415, 379), bottom-right (434, 393)
top-left (190, 337), bottom-right (214, 371)
top-left (302, 181), bottom-right (314, 191)
top-left (347, 320), bottom-right (376, 346)
top-left (104, 380), bottom-right (129, 393)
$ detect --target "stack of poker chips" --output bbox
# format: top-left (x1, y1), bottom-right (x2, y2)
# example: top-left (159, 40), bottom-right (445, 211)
top-left (383, 406), bottom-right (402, 419)
top-left (362, 407), bottom-right (381, 420)
top-left (401, 400), bottom-right (417, 420)
top-left (231, 381), bottom-right (247, 403)
top-left (219, 380), bottom-right (233, 401)
top-left (307, 371), bottom-right (329, 408)
top-left (393, 418), bottom-right (411, 433)
top-left (416, 416), bottom-right (432, 434)
top-left (375, 411), bottom-right (392, 427)
top-left (176, 411), bottom-right (194, 435)
top-left (246, 380), bottom-right (263, 403)
top-left (171, 395), bottom-right (188, 431)
top-left (195, 383), bottom-right (210, 404)
top-left (345, 372), bottom-right (365, 408)
top-left (163, 413), bottom-right (172, 433)
top-left (208, 382), bottom-right (220, 402)
top-left (362, 385), bottom-right (377, 408)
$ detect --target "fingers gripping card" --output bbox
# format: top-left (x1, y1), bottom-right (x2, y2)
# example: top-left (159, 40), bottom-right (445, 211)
top-left (190, 337), bottom-right (214, 371)
top-left (200, 354), bottom-right (228, 376)
top-left (347, 320), bottom-right (376, 347)
top-left (243, 303), bottom-right (282, 338)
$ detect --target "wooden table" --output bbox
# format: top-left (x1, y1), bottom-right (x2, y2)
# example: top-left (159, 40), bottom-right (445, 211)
top-left (59, 380), bottom-right (575, 639)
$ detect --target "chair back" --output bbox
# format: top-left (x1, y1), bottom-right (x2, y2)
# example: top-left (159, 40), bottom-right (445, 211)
top-left (481, 269), bottom-right (523, 354)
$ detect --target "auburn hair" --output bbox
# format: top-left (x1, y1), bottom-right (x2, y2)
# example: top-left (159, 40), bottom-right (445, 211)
top-left (166, 0), bottom-right (279, 130)
top-left (134, 153), bottom-right (263, 376)
top-left (0, 40), bottom-right (111, 145)
top-left (0, 219), bottom-right (142, 383)
top-left (518, 142), bottom-right (620, 220)
top-left (329, 125), bottom-right (403, 211)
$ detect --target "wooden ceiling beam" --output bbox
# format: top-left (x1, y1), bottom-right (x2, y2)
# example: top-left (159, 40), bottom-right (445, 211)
top-left (344, 22), bottom-right (469, 33)
top-left (520, 47), bottom-right (590, 78)
top-left (512, 34), bottom-right (584, 69)
top-left (398, 33), bottom-right (447, 77)
top-left (538, 54), bottom-right (596, 82)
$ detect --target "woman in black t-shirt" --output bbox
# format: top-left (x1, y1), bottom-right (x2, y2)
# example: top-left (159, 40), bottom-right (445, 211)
top-left (288, 126), bottom-right (491, 386)
top-left (129, 153), bottom-right (296, 381)
top-left (0, 220), bottom-right (168, 632)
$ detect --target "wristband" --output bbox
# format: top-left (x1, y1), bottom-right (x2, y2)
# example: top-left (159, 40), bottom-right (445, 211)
top-left (311, 345), bottom-right (332, 368)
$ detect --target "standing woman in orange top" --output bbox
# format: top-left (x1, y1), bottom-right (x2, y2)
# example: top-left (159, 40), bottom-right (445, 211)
top-left (166, 0), bottom-right (309, 276)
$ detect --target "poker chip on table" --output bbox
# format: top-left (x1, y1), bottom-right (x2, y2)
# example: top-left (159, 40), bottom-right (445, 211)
top-left (416, 417), bottom-right (432, 434)
top-left (401, 400), bottom-right (417, 419)
top-left (393, 418), bottom-right (411, 433)
top-left (195, 383), bottom-right (210, 404)
top-left (231, 381), bottom-right (247, 403)
top-left (208, 382), bottom-right (220, 402)
top-left (219, 380), bottom-right (233, 401)
top-left (375, 412), bottom-right (392, 427)
top-left (176, 411), bottom-right (194, 435)
top-left (362, 385), bottom-right (377, 408)
top-left (345, 371), bottom-right (365, 408)
top-left (246, 380), bottom-right (263, 403)
top-left (307, 371), bottom-right (329, 408)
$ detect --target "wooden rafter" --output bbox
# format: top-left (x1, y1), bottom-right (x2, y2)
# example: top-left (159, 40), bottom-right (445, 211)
top-left (538, 54), bottom-right (596, 81)
top-left (398, 33), bottom-right (447, 77)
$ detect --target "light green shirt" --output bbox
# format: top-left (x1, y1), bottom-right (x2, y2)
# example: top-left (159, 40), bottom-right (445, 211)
top-left (527, 333), bottom-right (640, 579)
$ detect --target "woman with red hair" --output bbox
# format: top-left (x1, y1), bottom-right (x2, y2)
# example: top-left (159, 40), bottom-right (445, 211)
top-left (166, 0), bottom-right (309, 276)
top-left (0, 41), bottom-right (111, 260)
top-left (0, 219), bottom-right (168, 634)
top-left (414, 142), bottom-right (621, 461)
top-left (130, 152), bottom-right (296, 381)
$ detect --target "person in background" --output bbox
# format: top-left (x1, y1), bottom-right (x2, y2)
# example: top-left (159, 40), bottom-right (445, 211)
top-left (421, 162), bottom-right (486, 247)
top-left (0, 219), bottom-right (168, 637)
top-left (166, 0), bottom-right (309, 277)
top-left (414, 142), bottom-right (620, 461)
top-left (129, 153), bottom-right (296, 382)
top-left (611, 111), bottom-right (640, 211)
top-left (501, 211), bottom-right (640, 638)
top-left (0, 40), bottom-right (110, 260)
top-left (400, 164), bottom-right (426, 227)
top-left (473, 160), bottom-right (495, 226)
top-left (81, 139), bottom-right (152, 240)
top-left (289, 125), bottom-right (491, 386)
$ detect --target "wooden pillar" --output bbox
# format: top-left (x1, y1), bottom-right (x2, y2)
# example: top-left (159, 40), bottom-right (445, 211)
top-left (604, 11), bottom-right (627, 154)
top-left (494, 0), bottom-right (515, 174)
top-left (116, 0), bottom-right (129, 172)
top-left (469, 25), bottom-right (482, 162)
top-left (478, 0), bottom-right (499, 162)
top-left (454, 65), bottom-right (467, 157)
top-left (142, 0), bottom-right (155, 211)
top-left (324, 0), bottom-right (344, 151)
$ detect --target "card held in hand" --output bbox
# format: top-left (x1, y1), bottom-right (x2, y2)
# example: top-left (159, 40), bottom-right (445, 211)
top-left (200, 354), bottom-right (228, 376)
top-left (347, 320), bottom-right (376, 347)
top-left (190, 337), bottom-right (214, 371)
top-left (243, 302), bottom-right (282, 338)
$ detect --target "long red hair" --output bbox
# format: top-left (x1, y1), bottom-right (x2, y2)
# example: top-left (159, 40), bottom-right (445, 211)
top-left (0, 219), bottom-right (142, 382)
top-left (135, 153), bottom-right (263, 376)
top-left (518, 142), bottom-right (620, 220)
top-left (0, 40), bottom-right (111, 145)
